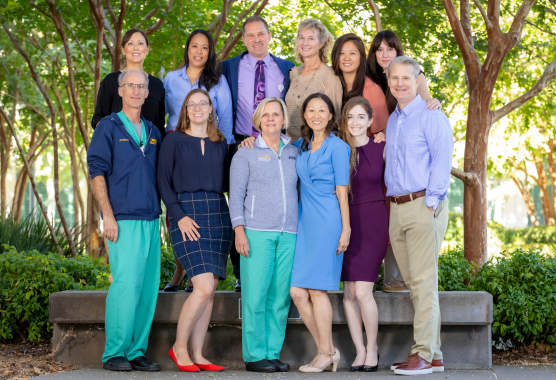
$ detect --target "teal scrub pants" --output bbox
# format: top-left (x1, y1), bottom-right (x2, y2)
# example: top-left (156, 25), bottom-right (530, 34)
top-left (240, 229), bottom-right (296, 362)
top-left (102, 220), bottom-right (161, 363)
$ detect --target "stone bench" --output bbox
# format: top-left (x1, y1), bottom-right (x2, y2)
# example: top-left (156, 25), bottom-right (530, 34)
top-left (50, 291), bottom-right (492, 369)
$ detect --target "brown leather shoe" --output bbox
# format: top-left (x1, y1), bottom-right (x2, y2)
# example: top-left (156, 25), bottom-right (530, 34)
top-left (382, 280), bottom-right (409, 293)
top-left (390, 353), bottom-right (417, 370)
top-left (394, 353), bottom-right (432, 375)
top-left (432, 359), bottom-right (444, 372)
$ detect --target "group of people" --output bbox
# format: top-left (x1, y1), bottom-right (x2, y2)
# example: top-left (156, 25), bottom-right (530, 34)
top-left (87, 15), bottom-right (453, 377)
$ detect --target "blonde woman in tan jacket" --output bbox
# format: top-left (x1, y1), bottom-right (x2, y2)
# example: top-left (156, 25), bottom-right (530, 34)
top-left (285, 19), bottom-right (343, 141)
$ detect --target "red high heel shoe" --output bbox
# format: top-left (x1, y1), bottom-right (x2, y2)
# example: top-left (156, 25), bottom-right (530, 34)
top-left (168, 347), bottom-right (200, 372)
top-left (195, 363), bottom-right (226, 372)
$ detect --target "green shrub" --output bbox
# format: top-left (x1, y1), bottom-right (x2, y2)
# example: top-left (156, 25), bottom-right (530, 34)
top-left (438, 247), bottom-right (473, 291)
top-left (445, 212), bottom-right (464, 245)
top-left (0, 245), bottom-right (109, 342)
top-left (488, 221), bottom-right (556, 249)
top-left (0, 212), bottom-right (87, 256)
top-left (468, 249), bottom-right (556, 345)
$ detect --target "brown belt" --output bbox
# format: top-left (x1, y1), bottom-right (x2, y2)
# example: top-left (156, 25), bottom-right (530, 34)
top-left (389, 190), bottom-right (427, 205)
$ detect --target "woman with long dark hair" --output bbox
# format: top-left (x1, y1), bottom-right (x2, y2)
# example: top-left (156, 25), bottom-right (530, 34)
top-left (331, 33), bottom-right (388, 134)
top-left (337, 97), bottom-right (388, 372)
top-left (367, 30), bottom-right (441, 114)
top-left (92, 28), bottom-right (165, 135)
top-left (157, 89), bottom-right (231, 372)
top-left (163, 29), bottom-right (233, 292)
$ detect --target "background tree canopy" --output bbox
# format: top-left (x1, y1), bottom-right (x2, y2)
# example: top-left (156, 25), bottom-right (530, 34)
top-left (0, 0), bottom-right (554, 261)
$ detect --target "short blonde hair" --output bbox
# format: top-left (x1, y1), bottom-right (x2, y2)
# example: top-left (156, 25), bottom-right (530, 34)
top-left (294, 19), bottom-right (334, 64)
top-left (252, 98), bottom-right (289, 132)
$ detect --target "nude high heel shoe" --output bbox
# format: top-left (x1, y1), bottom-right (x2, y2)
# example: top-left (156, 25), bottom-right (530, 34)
top-left (298, 348), bottom-right (340, 373)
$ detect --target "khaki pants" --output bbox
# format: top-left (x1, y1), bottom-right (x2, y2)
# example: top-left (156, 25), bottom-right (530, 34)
top-left (389, 197), bottom-right (449, 362)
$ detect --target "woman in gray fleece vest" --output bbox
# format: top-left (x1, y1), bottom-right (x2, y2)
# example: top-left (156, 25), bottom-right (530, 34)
top-left (229, 98), bottom-right (298, 373)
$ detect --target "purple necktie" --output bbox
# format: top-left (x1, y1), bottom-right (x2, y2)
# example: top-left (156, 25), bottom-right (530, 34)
top-left (251, 60), bottom-right (266, 137)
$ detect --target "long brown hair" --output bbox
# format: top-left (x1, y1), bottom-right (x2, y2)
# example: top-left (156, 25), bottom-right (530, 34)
top-left (331, 34), bottom-right (368, 106)
top-left (299, 93), bottom-right (339, 152)
top-left (338, 97), bottom-right (374, 182)
top-left (121, 28), bottom-right (149, 69)
top-left (367, 30), bottom-right (404, 113)
top-left (175, 89), bottom-right (224, 143)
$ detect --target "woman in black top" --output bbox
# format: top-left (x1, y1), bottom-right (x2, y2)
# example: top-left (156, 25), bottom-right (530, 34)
top-left (92, 28), bottom-right (165, 136)
top-left (157, 88), bottom-right (231, 372)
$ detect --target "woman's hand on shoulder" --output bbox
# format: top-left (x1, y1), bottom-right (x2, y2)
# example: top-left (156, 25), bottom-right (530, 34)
top-left (234, 226), bottom-right (250, 257)
top-left (426, 97), bottom-right (442, 110)
top-left (238, 136), bottom-right (256, 150)
top-left (178, 216), bottom-right (201, 242)
top-left (373, 131), bottom-right (386, 143)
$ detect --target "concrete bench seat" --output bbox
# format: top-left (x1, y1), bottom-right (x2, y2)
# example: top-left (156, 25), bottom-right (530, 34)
top-left (50, 291), bottom-right (492, 369)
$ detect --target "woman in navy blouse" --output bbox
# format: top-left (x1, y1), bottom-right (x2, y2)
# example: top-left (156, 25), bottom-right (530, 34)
top-left (163, 29), bottom-right (233, 292)
top-left (158, 89), bottom-right (231, 372)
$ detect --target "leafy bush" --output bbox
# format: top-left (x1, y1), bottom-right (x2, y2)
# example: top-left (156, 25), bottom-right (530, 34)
top-left (0, 245), bottom-right (109, 342)
top-left (488, 221), bottom-right (556, 249)
top-left (444, 212), bottom-right (464, 245)
top-left (438, 247), bottom-right (473, 291)
top-left (0, 212), bottom-right (87, 256)
top-left (468, 249), bottom-right (556, 345)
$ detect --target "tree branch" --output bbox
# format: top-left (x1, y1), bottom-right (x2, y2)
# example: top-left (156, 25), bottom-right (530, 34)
top-left (440, 0), bottom-right (481, 90)
top-left (0, 103), bottom-right (63, 255)
top-left (1, 93), bottom-right (48, 120)
top-left (29, 0), bottom-right (54, 20)
top-left (213, 0), bottom-right (229, 46)
top-left (472, 0), bottom-right (493, 29)
top-left (366, 0), bottom-right (382, 32)
top-left (451, 166), bottom-right (478, 186)
top-left (145, 0), bottom-right (175, 35)
top-left (460, 0), bottom-right (473, 47)
top-left (60, 15), bottom-right (94, 74)
top-left (103, 0), bottom-right (117, 26)
top-left (507, 0), bottom-right (536, 44)
top-left (492, 58), bottom-right (556, 123)
top-left (218, 0), bottom-right (262, 53)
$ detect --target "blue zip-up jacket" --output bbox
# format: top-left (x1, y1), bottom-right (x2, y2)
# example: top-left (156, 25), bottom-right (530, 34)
top-left (87, 112), bottom-right (162, 221)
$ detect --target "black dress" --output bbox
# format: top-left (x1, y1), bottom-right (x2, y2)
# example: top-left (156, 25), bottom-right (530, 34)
top-left (157, 131), bottom-right (232, 279)
top-left (91, 71), bottom-right (166, 137)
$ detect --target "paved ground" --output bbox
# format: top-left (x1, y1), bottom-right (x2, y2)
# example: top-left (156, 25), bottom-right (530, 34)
top-left (33, 366), bottom-right (556, 380)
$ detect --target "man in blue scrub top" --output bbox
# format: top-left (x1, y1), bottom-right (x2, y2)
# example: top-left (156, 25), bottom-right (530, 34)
top-left (88, 70), bottom-right (163, 372)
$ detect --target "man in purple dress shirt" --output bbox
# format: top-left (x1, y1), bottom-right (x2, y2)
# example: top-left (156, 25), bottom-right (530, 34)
top-left (384, 56), bottom-right (454, 376)
top-left (222, 16), bottom-right (295, 290)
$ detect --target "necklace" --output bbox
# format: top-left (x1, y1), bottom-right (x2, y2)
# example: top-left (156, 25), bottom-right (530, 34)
top-left (291, 65), bottom-right (320, 101)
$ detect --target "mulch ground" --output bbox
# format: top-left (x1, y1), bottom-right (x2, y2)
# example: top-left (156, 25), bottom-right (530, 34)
top-left (1, 341), bottom-right (555, 379)
top-left (0, 342), bottom-right (75, 380)
top-left (493, 342), bottom-right (555, 365)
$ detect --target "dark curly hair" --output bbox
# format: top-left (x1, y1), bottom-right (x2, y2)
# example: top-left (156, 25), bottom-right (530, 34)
top-left (299, 93), bottom-right (339, 152)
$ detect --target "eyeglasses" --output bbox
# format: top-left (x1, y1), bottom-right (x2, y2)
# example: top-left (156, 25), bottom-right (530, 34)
top-left (120, 83), bottom-right (148, 90)
top-left (186, 101), bottom-right (210, 109)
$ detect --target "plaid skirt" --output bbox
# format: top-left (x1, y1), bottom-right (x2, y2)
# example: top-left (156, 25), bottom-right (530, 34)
top-left (169, 191), bottom-right (233, 280)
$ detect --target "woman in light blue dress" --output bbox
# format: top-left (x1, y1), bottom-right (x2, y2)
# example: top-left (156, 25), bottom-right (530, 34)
top-left (290, 93), bottom-right (351, 373)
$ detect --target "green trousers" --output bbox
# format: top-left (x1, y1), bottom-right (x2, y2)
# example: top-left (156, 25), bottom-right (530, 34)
top-left (102, 220), bottom-right (161, 363)
top-left (241, 229), bottom-right (296, 362)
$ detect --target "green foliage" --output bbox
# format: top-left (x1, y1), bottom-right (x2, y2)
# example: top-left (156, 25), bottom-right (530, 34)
top-left (468, 249), bottom-right (556, 345)
top-left (438, 247), bottom-right (473, 291)
top-left (488, 221), bottom-right (556, 249)
top-left (445, 212), bottom-right (465, 245)
top-left (0, 245), bottom-right (109, 342)
top-left (0, 212), bottom-right (87, 256)
top-left (159, 245), bottom-right (178, 291)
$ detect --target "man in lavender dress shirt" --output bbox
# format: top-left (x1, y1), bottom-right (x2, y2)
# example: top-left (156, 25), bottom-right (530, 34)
top-left (222, 16), bottom-right (295, 289)
top-left (384, 56), bottom-right (454, 376)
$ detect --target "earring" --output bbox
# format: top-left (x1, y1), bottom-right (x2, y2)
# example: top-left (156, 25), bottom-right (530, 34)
top-left (208, 114), bottom-right (214, 122)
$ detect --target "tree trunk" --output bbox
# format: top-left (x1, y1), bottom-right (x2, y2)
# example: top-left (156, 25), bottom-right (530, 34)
top-left (533, 154), bottom-right (555, 225)
top-left (547, 139), bottom-right (556, 217)
top-left (510, 173), bottom-right (540, 226)
top-left (0, 113), bottom-right (10, 216)
top-left (462, 90), bottom-right (489, 267)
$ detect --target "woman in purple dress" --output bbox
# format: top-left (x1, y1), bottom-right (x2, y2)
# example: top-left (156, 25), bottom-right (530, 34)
top-left (338, 97), bottom-right (387, 372)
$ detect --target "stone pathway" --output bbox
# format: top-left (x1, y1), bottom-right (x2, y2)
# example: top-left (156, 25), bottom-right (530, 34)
top-left (33, 366), bottom-right (556, 380)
